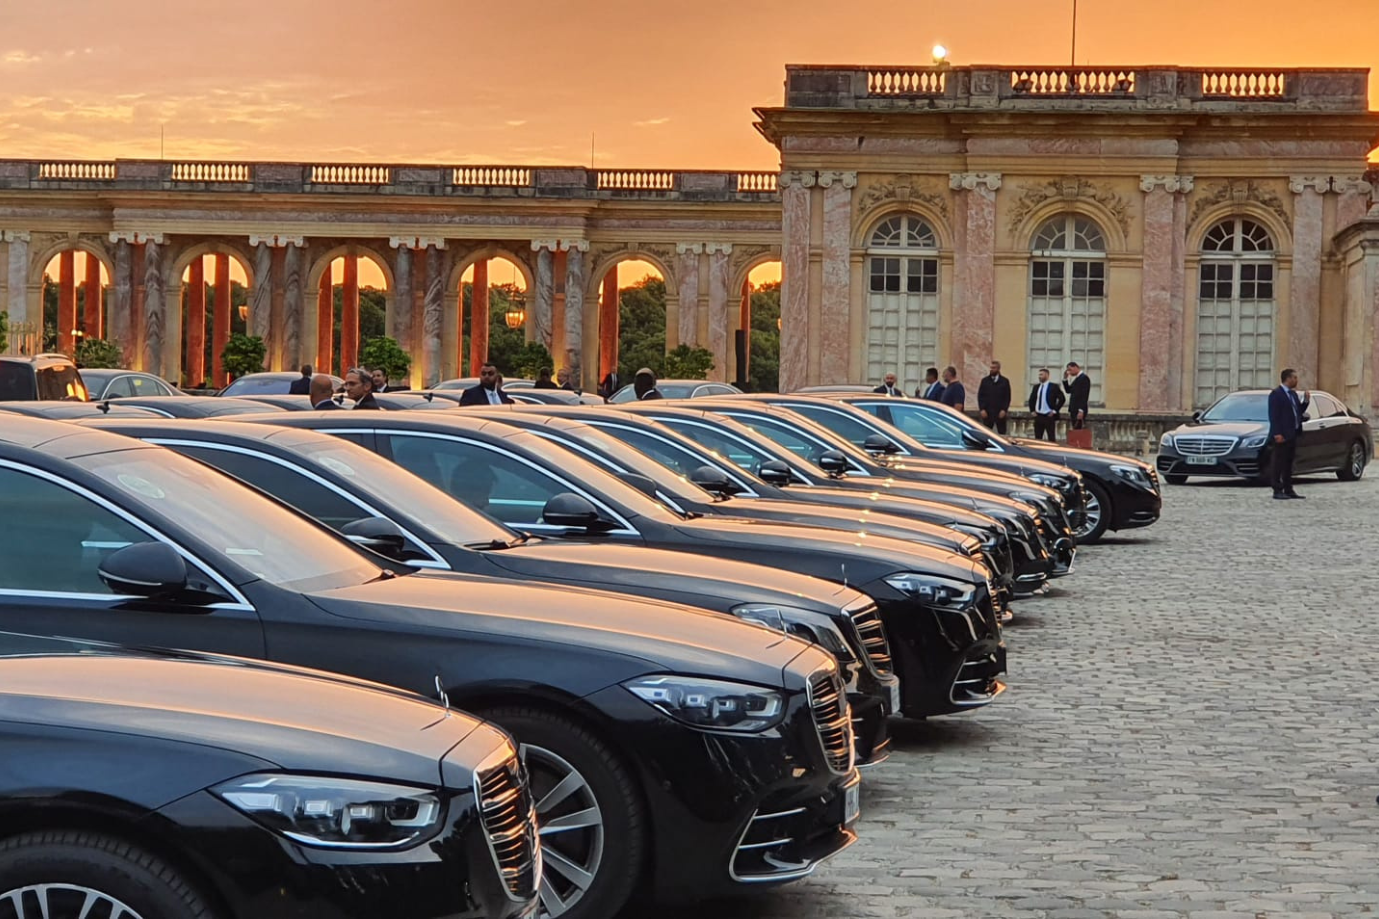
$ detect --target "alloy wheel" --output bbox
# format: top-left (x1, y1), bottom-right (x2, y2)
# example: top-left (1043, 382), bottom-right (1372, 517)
top-left (1074, 489), bottom-right (1102, 540)
top-left (522, 743), bottom-right (606, 918)
top-left (1351, 443), bottom-right (1366, 479)
top-left (1, 883), bottom-right (144, 919)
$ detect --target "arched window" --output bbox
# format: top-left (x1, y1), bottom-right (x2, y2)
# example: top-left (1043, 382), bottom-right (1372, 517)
top-left (1027, 214), bottom-right (1106, 404)
top-left (1195, 218), bottom-right (1277, 406)
top-left (865, 214), bottom-right (940, 391)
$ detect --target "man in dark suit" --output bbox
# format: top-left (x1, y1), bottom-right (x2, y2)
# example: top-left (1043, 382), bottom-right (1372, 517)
top-left (371, 368), bottom-right (408, 393)
top-left (938, 366), bottom-right (966, 410)
top-left (873, 372), bottom-right (902, 397)
top-left (1027, 368), bottom-right (1064, 441)
top-left (309, 374), bottom-right (340, 410)
top-left (1063, 362), bottom-right (1091, 429)
top-left (459, 363), bottom-right (514, 406)
top-left (288, 364), bottom-right (312, 395)
top-left (916, 367), bottom-right (945, 401)
top-left (1267, 367), bottom-right (1310, 500)
top-left (977, 360), bottom-right (1013, 434)
top-left (533, 368), bottom-right (558, 389)
top-left (343, 367), bottom-right (381, 410)
top-left (599, 370), bottom-right (622, 401)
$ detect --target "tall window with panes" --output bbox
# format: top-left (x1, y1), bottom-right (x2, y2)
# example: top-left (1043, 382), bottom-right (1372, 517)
top-left (866, 215), bottom-right (940, 392)
top-left (1027, 215), bottom-right (1107, 404)
top-left (1194, 218), bottom-right (1277, 407)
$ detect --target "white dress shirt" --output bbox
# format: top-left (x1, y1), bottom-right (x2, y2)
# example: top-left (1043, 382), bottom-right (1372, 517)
top-left (1036, 382), bottom-right (1052, 414)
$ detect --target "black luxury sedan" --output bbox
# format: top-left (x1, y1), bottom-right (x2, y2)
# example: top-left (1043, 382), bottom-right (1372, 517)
top-left (218, 371), bottom-right (344, 397)
top-left (244, 411), bottom-right (1009, 720)
top-left (66, 395), bottom-right (291, 418)
top-left (86, 416), bottom-right (900, 767)
top-left (1157, 389), bottom-right (1373, 484)
top-left (0, 417), bottom-right (859, 919)
top-left (0, 631), bottom-right (539, 919)
top-left (823, 393), bottom-right (1162, 542)
top-left (0, 400), bottom-right (163, 419)
top-left (77, 368), bottom-right (183, 399)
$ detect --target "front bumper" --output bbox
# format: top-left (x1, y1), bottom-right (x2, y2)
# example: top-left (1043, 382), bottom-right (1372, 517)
top-left (873, 589), bottom-right (1008, 718)
top-left (1108, 473), bottom-right (1163, 530)
top-left (1156, 448), bottom-right (1263, 482)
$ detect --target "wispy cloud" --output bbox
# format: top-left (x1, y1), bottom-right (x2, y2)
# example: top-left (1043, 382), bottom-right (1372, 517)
top-left (2, 50), bottom-right (41, 66)
top-left (633, 117), bottom-right (670, 127)
top-left (504, 119), bottom-right (527, 127)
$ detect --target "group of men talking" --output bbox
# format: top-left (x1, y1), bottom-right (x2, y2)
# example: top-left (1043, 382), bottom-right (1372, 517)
top-left (874, 361), bottom-right (1092, 441)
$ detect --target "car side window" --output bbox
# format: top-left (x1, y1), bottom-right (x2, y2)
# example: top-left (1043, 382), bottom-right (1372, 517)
top-left (1311, 394), bottom-right (1343, 418)
top-left (0, 465), bottom-right (150, 595)
top-left (129, 376), bottom-right (165, 397)
top-left (174, 446), bottom-right (371, 531)
top-left (599, 427), bottom-right (699, 477)
top-left (656, 421), bottom-right (770, 473)
top-left (103, 376), bottom-right (134, 398)
top-left (790, 405), bottom-right (887, 450)
top-left (883, 405), bottom-right (966, 447)
top-left (722, 414), bottom-right (829, 464)
top-left (385, 434), bottom-right (567, 526)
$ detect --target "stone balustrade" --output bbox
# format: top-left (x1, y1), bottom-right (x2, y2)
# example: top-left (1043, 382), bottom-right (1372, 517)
top-left (965, 410), bottom-right (1194, 457)
top-left (782, 64), bottom-right (1370, 111)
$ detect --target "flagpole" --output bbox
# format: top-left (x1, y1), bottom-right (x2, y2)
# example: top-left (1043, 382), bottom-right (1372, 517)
top-left (1070, 0), bottom-right (1078, 67)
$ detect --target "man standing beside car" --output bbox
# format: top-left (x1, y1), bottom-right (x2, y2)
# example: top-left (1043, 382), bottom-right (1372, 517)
top-left (1268, 367), bottom-right (1310, 500)
top-left (977, 360), bottom-right (1012, 434)
top-left (939, 366), bottom-right (966, 410)
top-left (1063, 361), bottom-right (1091, 429)
top-left (1027, 368), bottom-right (1064, 442)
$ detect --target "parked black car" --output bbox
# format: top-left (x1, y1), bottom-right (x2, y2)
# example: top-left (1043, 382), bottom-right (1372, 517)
top-left (828, 394), bottom-right (1162, 542)
top-left (86, 416), bottom-right (899, 767)
top-left (625, 404), bottom-right (1057, 593)
top-left (0, 401), bottom-right (162, 419)
top-left (218, 371), bottom-right (343, 397)
top-left (0, 631), bottom-right (539, 919)
top-left (90, 395), bottom-right (289, 418)
top-left (0, 418), bottom-right (859, 919)
top-left (78, 368), bottom-right (182, 399)
top-left (608, 380), bottom-right (742, 403)
top-left (246, 411), bottom-right (1008, 720)
top-left (1157, 389), bottom-right (1373, 484)
top-left (0, 353), bottom-right (86, 401)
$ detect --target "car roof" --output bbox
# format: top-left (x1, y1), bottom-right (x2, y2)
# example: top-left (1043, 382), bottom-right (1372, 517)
top-left (0, 414), bottom-right (165, 459)
top-left (0, 402), bottom-right (162, 419)
top-left (80, 416), bottom-right (345, 451)
top-left (0, 353), bottom-right (76, 368)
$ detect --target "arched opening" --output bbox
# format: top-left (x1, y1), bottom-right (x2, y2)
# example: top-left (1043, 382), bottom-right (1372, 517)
top-left (457, 256), bottom-right (529, 381)
top-left (610, 259), bottom-right (667, 382)
top-left (41, 250), bottom-right (110, 360)
top-left (311, 254), bottom-right (389, 377)
top-left (1194, 217), bottom-right (1277, 406)
top-left (743, 260), bottom-right (782, 392)
top-left (865, 214), bottom-right (940, 392)
top-left (177, 254), bottom-right (251, 387)
top-left (1027, 214), bottom-right (1107, 405)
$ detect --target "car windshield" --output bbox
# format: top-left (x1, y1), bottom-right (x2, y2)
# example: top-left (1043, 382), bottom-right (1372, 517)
top-left (874, 401), bottom-right (1014, 449)
top-left (222, 376), bottom-right (293, 396)
top-left (539, 425), bottom-right (706, 504)
top-left (1201, 393), bottom-right (1269, 422)
top-left (289, 437), bottom-right (518, 545)
top-left (501, 430), bottom-right (685, 522)
top-left (69, 447), bottom-right (383, 591)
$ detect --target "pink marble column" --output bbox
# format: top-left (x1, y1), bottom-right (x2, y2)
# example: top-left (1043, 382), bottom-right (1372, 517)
top-left (141, 237), bottom-right (164, 376)
top-left (818, 171), bottom-right (856, 384)
top-left (1168, 187), bottom-right (1191, 410)
top-left (706, 244), bottom-right (732, 383)
top-left (531, 242), bottom-right (555, 350)
top-left (1289, 176), bottom-right (1328, 385)
top-left (676, 244), bottom-right (701, 347)
top-left (564, 243), bottom-right (587, 385)
top-left (949, 173), bottom-right (1002, 389)
top-left (1137, 176), bottom-right (1192, 411)
top-left (778, 171), bottom-right (815, 392)
top-left (1335, 176), bottom-right (1374, 234)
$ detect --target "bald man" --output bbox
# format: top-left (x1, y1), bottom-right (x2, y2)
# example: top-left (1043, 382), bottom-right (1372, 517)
top-left (310, 374), bottom-right (340, 410)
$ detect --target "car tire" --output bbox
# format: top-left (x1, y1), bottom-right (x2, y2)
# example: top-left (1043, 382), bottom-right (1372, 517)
top-left (1076, 479), bottom-right (1111, 543)
top-left (482, 705), bottom-right (646, 919)
top-left (1165, 474), bottom-right (1188, 486)
top-left (0, 830), bottom-right (215, 919)
top-left (1337, 440), bottom-right (1367, 481)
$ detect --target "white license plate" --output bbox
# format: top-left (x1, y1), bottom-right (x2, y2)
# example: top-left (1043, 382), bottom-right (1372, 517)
top-left (844, 781), bottom-right (861, 825)
top-left (888, 683), bottom-right (901, 715)
top-left (1185, 455), bottom-right (1218, 465)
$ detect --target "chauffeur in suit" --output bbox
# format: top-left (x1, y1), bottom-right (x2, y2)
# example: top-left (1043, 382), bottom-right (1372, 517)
top-left (1267, 367), bottom-right (1310, 500)
top-left (459, 363), bottom-right (515, 406)
top-left (977, 361), bottom-right (1013, 434)
top-left (1063, 361), bottom-right (1091, 430)
top-left (1027, 368), bottom-right (1065, 442)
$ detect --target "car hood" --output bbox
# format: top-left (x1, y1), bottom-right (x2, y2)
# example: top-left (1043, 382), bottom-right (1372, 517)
top-left (480, 539), bottom-right (860, 614)
top-left (722, 497), bottom-right (971, 550)
top-left (1011, 438), bottom-right (1145, 469)
top-left (0, 654), bottom-right (484, 785)
top-left (312, 572), bottom-right (813, 689)
top-left (670, 516), bottom-right (983, 584)
top-left (1165, 420), bottom-right (1267, 438)
top-left (794, 486), bottom-right (1004, 530)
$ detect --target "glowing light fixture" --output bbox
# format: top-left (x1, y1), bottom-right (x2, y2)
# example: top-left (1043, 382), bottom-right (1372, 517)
top-left (931, 44), bottom-right (949, 65)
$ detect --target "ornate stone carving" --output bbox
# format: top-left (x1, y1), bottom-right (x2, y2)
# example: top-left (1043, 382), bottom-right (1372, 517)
top-left (109, 230), bottom-right (163, 245)
top-left (1, 230), bottom-right (31, 242)
top-left (1332, 175), bottom-right (1373, 195)
top-left (248, 233), bottom-right (303, 248)
top-left (949, 172), bottom-right (1003, 192)
top-left (389, 236), bottom-right (447, 249)
top-left (530, 239), bottom-right (559, 253)
top-left (675, 242), bottom-right (704, 255)
top-left (1189, 180), bottom-right (1290, 226)
top-left (729, 244), bottom-right (778, 279)
top-left (1006, 178), bottom-right (1131, 235)
top-left (557, 239), bottom-right (590, 252)
top-left (855, 175), bottom-right (950, 219)
top-left (624, 242), bottom-right (676, 267)
top-left (1139, 175), bottom-right (1196, 194)
top-left (778, 170), bottom-right (817, 190)
top-left (816, 171), bottom-right (858, 189)
top-left (704, 242), bottom-right (733, 255)
top-left (1289, 176), bottom-right (1329, 195)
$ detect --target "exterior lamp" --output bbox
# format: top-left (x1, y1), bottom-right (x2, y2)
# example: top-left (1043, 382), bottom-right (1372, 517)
top-left (776, 317), bottom-right (782, 331)
top-left (505, 302), bottom-right (526, 329)
top-left (931, 44), bottom-right (950, 67)
top-left (238, 305), bottom-right (249, 321)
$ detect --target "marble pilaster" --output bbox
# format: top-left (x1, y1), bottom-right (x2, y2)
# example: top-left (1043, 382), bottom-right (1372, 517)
top-left (109, 237), bottom-right (132, 364)
top-left (950, 173), bottom-right (1002, 388)
top-left (563, 242), bottom-right (587, 385)
top-left (423, 243), bottom-right (445, 387)
top-left (1335, 176), bottom-right (1374, 233)
top-left (706, 243), bottom-right (732, 383)
top-left (392, 244), bottom-right (414, 354)
top-left (250, 241), bottom-right (273, 342)
top-left (281, 242), bottom-right (303, 370)
top-left (778, 170), bottom-right (815, 392)
top-left (1137, 175), bottom-right (1194, 411)
top-left (818, 171), bottom-right (856, 384)
top-left (532, 242), bottom-right (555, 350)
top-left (676, 243), bottom-right (702, 347)
top-left (1169, 189), bottom-right (1190, 410)
top-left (4, 231), bottom-right (30, 329)
top-left (142, 238), bottom-right (164, 375)
top-left (1289, 176), bottom-right (1328, 384)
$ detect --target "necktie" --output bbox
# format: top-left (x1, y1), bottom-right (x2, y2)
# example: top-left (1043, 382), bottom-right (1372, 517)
top-left (487, 388), bottom-right (500, 405)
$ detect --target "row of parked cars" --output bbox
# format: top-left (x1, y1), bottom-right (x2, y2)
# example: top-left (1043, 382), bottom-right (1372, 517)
top-left (0, 352), bottom-right (1162, 919)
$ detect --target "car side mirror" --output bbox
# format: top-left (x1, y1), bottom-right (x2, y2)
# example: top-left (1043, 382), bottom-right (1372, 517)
top-left (960, 429), bottom-right (993, 450)
top-left (818, 450), bottom-right (850, 477)
top-left (543, 493), bottom-right (618, 532)
top-left (1191, 410), bottom-right (1202, 423)
top-left (98, 542), bottom-right (189, 601)
top-left (618, 472), bottom-right (659, 497)
top-left (862, 433), bottom-right (900, 455)
top-left (342, 517), bottom-right (408, 559)
top-left (758, 459), bottom-right (792, 487)
top-left (688, 464), bottom-right (745, 497)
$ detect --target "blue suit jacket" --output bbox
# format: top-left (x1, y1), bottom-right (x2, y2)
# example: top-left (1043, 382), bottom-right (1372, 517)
top-left (939, 381), bottom-right (966, 409)
top-left (1267, 386), bottom-right (1308, 441)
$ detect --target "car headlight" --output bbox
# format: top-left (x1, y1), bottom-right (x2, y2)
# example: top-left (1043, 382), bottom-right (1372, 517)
top-left (213, 775), bottom-right (443, 849)
top-left (624, 675), bottom-right (786, 733)
top-left (1110, 464), bottom-right (1153, 489)
top-left (1160, 433), bottom-right (1174, 449)
top-left (731, 604), bottom-right (853, 660)
top-left (1029, 473), bottom-right (1064, 491)
top-left (951, 523), bottom-right (999, 552)
top-left (1242, 434), bottom-right (1268, 449)
top-left (885, 572), bottom-right (977, 607)
top-left (1010, 490), bottom-right (1047, 508)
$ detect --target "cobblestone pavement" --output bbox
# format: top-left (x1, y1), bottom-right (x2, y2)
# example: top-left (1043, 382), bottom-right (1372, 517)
top-left (662, 473), bottom-right (1379, 918)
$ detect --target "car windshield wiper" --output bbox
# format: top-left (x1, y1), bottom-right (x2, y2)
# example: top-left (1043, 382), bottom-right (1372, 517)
top-left (364, 569), bottom-right (398, 583)
top-left (464, 534), bottom-right (534, 551)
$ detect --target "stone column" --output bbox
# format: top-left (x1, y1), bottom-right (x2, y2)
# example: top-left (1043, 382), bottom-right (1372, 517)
top-left (1289, 176), bottom-right (1329, 385)
top-left (1335, 176), bottom-right (1374, 233)
top-left (250, 240), bottom-right (273, 343)
top-left (1169, 187), bottom-right (1190, 409)
top-left (779, 170), bottom-right (815, 392)
top-left (186, 256), bottom-right (207, 386)
top-left (3, 231), bottom-right (30, 333)
top-left (213, 254), bottom-right (231, 386)
top-left (1138, 175), bottom-right (1194, 411)
top-left (58, 250), bottom-right (76, 356)
top-left (131, 242), bottom-right (146, 362)
top-left (531, 241), bottom-right (556, 351)
top-left (281, 242), bottom-right (304, 372)
top-left (390, 242), bottom-right (414, 355)
top-left (599, 269), bottom-right (619, 383)
top-left (423, 242), bottom-right (446, 387)
top-left (564, 242), bottom-right (588, 385)
top-left (706, 243), bottom-right (733, 383)
top-left (552, 248), bottom-right (568, 367)
top-left (142, 236), bottom-right (165, 376)
top-left (83, 250), bottom-right (102, 339)
top-left (470, 259), bottom-right (490, 373)
top-left (676, 243), bottom-right (702, 347)
top-left (817, 171), bottom-right (857, 384)
top-left (315, 270), bottom-right (332, 376)
top-left (108, 235), bottom-right (131, 363)
top-left (739, 277), bottom-right (752, 384)
top-left (341, 254), bottom-right (360, 371)
top-left (950, 173), bottom-right (1002, 388)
